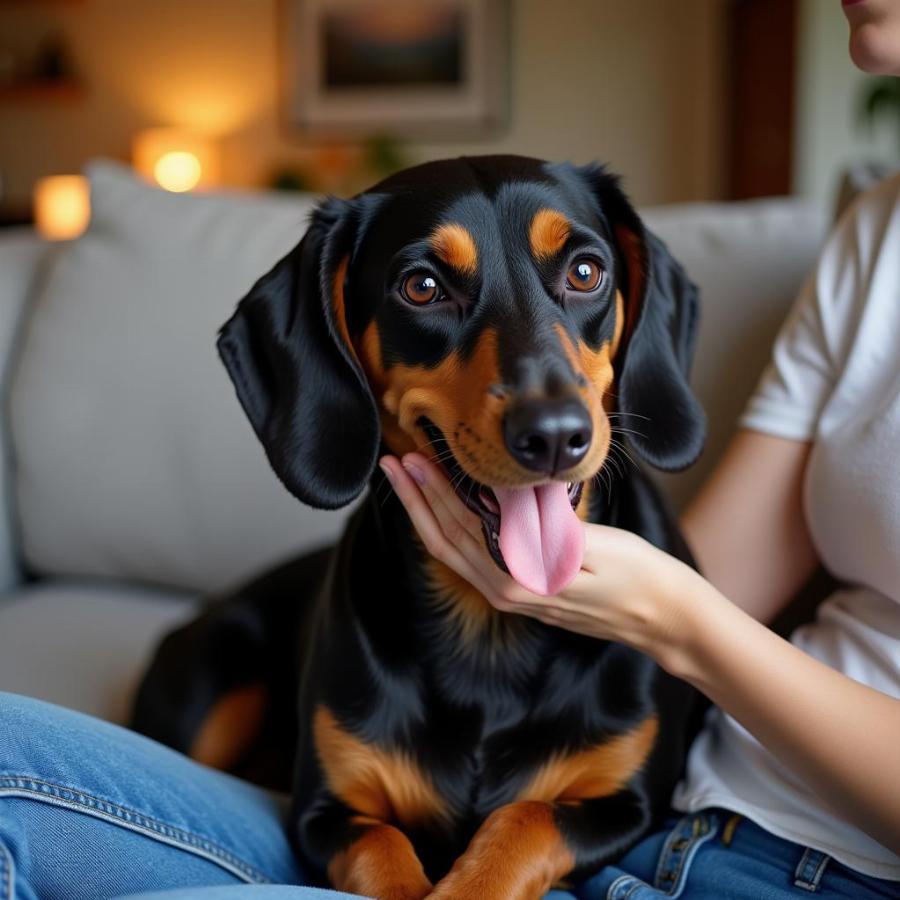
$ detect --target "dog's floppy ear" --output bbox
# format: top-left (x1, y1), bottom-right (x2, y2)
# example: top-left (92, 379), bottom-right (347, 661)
top-left (582, 164), bottom-right (706, 471)
top-left (217, 197), bottom-right (380, 509)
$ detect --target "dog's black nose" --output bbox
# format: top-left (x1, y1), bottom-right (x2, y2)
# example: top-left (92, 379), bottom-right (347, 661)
top-left (504, 397), bottom-right (592, 475)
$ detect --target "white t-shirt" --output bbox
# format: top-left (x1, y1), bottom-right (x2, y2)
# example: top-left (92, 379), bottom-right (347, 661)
top-left (671, 173), bottom-right (900, 881)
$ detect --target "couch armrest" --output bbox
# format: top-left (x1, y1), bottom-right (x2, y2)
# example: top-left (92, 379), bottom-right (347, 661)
top-left (0, 228), bottom-right (50, 592)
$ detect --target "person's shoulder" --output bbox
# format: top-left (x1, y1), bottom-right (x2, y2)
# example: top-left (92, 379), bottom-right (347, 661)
top-left (837, 170), bottom-right (900, 233)
top-left (819, 170), bottom-right (898, 291)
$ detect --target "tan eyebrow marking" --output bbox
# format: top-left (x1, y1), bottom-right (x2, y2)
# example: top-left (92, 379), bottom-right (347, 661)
top-left (429, 223), bottom-right (478, 276)
top-left (529, 208), bottom-right (571, 262)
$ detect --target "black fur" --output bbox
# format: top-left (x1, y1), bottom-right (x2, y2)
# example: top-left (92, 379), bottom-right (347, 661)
top-left (133, 155), bottom-right (707, 895)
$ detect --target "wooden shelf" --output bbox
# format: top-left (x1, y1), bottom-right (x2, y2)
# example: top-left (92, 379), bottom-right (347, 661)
top-left (0, 210), bottom-right (33, 228)
top-left (0, 80), bottom-right (84, 101)
top-left (0, 1), bottom-right (84, 6)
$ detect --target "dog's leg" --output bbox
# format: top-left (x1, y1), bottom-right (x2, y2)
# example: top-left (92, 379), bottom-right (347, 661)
top-left (425, 801), bottom-right (571, 900)
top-left (330, 819), bottom-right (433, 900)
top-left (427, 793), bottom-right (650, 900)
top-left (132, 548), bottom-right (331, 789)
top-left (301, 805), bottom-right (433, 900)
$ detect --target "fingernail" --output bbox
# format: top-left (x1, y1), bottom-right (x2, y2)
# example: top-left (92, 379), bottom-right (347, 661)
top-left (379, 462), bottom-right (394, 485)
top-left (402, 462), bottom-right (426, 486)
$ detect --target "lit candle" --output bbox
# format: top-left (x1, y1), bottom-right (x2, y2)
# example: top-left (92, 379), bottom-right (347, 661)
top-left (132, 127), bottom-right (217, 192)
top-left (33, 175), bottom-right (90, 240)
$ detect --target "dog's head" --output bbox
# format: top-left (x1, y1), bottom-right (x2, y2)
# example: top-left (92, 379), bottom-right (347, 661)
top-left (218, 156), bottom-right (705, 592)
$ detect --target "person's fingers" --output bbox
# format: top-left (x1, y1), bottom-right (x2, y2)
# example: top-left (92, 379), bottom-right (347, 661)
top-left (399, 453), bottom-right (484, 543)
top-left (379, 456), bottom-right (461, 556)
top-left (398, 453), bottom-right (557, 605)
top-left (380, 455), bottom-right (544, 608)
top-left (379, 454), bottom-right (586, 615)
top-left (379, 457), bottom-right (499, 594)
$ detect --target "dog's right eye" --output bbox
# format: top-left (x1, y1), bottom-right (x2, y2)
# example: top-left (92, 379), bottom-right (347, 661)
top-left (401, 273), bottom-right (443, 306)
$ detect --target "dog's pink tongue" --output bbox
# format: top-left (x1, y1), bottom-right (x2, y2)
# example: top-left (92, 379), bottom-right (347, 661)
top-left (493, 482), bottom-right (584, 596)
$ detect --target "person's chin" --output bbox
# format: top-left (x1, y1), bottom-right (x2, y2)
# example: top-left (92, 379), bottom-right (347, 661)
top-left (848, 18), bottom-right (900, 75)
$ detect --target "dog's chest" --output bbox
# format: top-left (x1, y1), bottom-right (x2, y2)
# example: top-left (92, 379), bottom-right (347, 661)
top-left (412, 640), bottom-right (657, 823)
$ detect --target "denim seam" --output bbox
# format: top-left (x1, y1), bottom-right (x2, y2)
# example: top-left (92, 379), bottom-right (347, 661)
top-left (0, 835), bottom-right (11, 900)
top-left (605, 873), bottom-right (642, 900)
top-left (654, 812), bottom-right (717, 897)
top-left (652, 813), bottom-right (694, 888)
top-left (794, 847), bottom-right (830, 892)
top-left (0, 776), bottom-right (271, 885)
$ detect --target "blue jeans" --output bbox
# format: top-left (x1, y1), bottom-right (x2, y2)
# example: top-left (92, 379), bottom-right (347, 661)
top-left (1, 693), bottom-right (896, 899)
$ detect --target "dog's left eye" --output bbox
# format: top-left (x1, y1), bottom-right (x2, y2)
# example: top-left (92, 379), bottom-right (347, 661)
top-left (402, 272), bottom-right (443, 305)
top-left (566, 258), bottom-right (603, 292)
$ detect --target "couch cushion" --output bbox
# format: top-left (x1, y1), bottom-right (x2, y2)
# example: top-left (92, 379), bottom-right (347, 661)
top-left (643, 198), bottom-right (826, 509)
top-left (10, 163), bottom-right (826, 593)
top-left (0, 230), bottom-right (48, 592)
top-left (11, 162), bottom-right (355, 595)
top-left (0, 580), bottom-right (197, 723)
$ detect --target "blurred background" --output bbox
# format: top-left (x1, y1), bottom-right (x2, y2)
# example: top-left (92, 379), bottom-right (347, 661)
top-left (1, 0), bottom-right (898, 236)
top-left (0, 0), bottom-right (896, 720)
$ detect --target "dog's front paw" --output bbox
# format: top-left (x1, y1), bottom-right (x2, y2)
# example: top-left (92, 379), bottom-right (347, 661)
top-left (427, 875), bottom-right (546, 900)
top-left (328, 822), bottom-right (433, 900)
top-left (335, 865), bottom-right (433, 900)
top-left (425, 801), bottom-right (571, 900)
top-left (370, 885), bottom-right (433, 900)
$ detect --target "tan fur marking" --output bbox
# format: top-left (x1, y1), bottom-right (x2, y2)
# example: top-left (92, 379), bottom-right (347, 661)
top-left (313, 706), bottom-right (448, 827)
top-left (423, 556), bottom-right (504, 643)
top-left (189, 683), bottom-right (267, 770)
top-left (611, 288), bottom-right (626, 358)
top-left (428, 801), bottom-right (575, 899)
top-left (554, 324), bottom-right (613, 479)
top-left (575, 480), bottom-right (593, 523)
top-left (331, 256), bottom-right (358, 363)
top-left (430, 223), bottom-right (478, 276)
top-left (614, 225), bottom-right (645, 341)
top-left (357, 322), bottom-right (418, 457)
top-left (358, 325), bottom-right (509, 479)
top-left (517, 715), bottom-right (659, 803)
top-left (529, 208), bottom-right (571, 262)
top-left (328, 820), bottom-right (433, 899)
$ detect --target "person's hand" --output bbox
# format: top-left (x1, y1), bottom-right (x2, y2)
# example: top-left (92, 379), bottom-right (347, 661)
top-left (379, 452), bottom-right (705, 668)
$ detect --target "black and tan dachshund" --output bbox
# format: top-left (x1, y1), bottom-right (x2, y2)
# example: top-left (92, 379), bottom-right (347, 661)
top-left (132, 155), bottom-right (708, 899)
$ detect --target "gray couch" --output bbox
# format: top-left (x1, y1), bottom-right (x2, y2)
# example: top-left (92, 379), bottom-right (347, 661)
top-left (0, 161), bottom-right (827, 726)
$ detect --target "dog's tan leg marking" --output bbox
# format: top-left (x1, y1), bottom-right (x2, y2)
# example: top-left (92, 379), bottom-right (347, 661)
top-left (313, 706), bottom-right (448, 828)
top-left (189, 682), bottom-right (267, 770)
top-left (428, 801), bottom-right (575, 900)
top-left (516, 715), bottom-right (658, 803)
top-left (328, 818), bottom-right (433, 900)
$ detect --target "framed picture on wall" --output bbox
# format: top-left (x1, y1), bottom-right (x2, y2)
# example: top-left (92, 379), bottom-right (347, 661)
top-left (281, 0), bottom-right (509, 136)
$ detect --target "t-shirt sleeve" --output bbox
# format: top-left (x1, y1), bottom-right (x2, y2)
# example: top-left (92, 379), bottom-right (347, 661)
top-left (738, 186), bottom-right (876, 441)
top-left (738, 273), bottom-right (834, 440)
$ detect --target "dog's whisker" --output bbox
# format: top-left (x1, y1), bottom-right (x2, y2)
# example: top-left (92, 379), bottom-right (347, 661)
top-left (608, 437), bottom-right (639, 471)
top-left (610, 425), bottom-right (649, 441)
top-left (604, 451), bottom-right (624, 480)
top-left (606, 411), bottom-right (651, 422)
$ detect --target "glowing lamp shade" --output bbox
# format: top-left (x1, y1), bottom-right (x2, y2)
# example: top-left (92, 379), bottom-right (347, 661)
top-left (34, 175), bottom-right (91, 241)
top-left (154, 151), bottom-right (202, 192)
top-left (133, 128), bottom-right (217, 192)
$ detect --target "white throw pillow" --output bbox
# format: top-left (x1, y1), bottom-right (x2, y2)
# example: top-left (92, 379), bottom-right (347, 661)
top-left (11, 161), bottom-right (356, 595)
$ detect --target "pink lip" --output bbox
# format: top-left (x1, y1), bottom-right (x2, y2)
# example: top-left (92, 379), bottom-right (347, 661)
top-left (842, 0), bottom-right (866, 6)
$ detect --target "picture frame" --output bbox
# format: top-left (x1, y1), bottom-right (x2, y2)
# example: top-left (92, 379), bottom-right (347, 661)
top-left (281, 0), bottom-right (509, 137)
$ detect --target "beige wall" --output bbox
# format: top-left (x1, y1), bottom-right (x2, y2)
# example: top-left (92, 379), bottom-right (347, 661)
top-left (793, 0), bottom-right (899, 209)
top-left (0, 0), bottom-right (726, 212)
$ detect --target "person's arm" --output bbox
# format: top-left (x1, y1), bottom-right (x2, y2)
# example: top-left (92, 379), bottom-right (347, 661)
top-left (379, 451), bottom-right (900, 854)
top-left (661, 564), bottom-right (900, 856)
top-left (680, 429), bottom-right (820, 624)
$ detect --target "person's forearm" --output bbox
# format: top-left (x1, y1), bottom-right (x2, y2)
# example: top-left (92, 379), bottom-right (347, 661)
top-left (679, 431), bottom-right (819, 625)
top-left (655, 565), bottom-right (900, 853)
